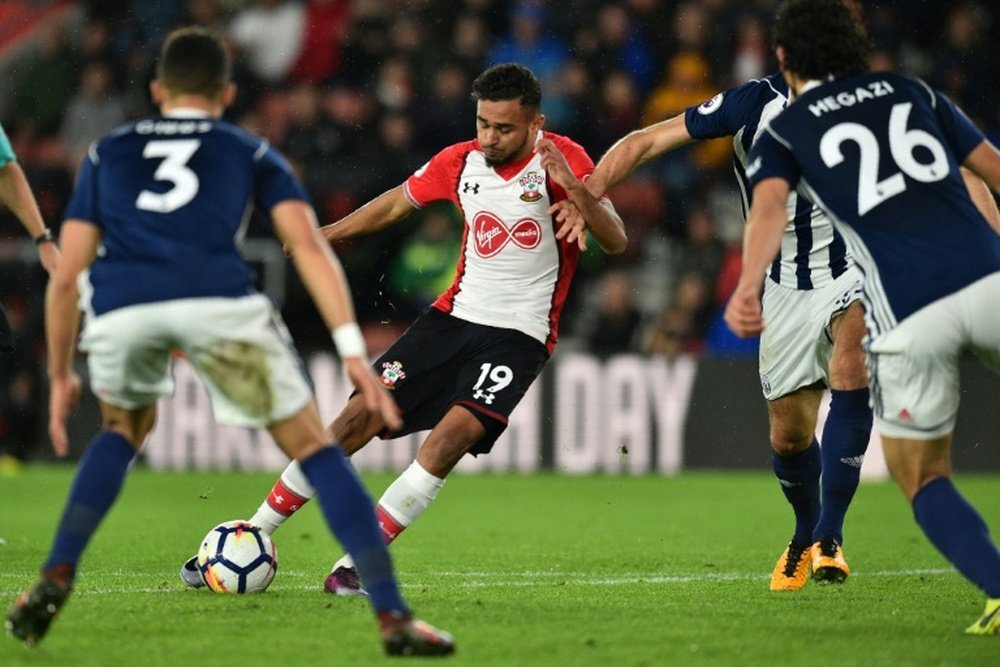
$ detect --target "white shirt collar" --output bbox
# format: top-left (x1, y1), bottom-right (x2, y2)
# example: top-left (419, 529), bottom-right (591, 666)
top-left (164, 108), bottom-right (212, 118)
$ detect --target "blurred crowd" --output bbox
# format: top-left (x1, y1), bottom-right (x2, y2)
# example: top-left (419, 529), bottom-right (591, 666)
top-left (0, 0), bottom-right (997, 462)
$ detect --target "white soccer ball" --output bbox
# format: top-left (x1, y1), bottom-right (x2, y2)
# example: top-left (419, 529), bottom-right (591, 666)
top-left (197, 520), bottom-right (278, 593)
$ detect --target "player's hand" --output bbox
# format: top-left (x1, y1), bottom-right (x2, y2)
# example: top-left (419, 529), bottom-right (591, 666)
top-left (37, 241), bottom-right (60, 275)
top-left (724, 278), bottom-right (764, 338)
top-left (537, 138), bottom-right (580, 191)
top-left (48, 372), bottom-right (82, 457)
top-left (343, 356), bottom-right (403, 432)
top-left (549, 200), bottom-right (588, 250)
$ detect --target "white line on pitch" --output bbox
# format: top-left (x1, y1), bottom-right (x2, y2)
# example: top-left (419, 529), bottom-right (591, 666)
top-left (0, 567), bottom-right (957, 596)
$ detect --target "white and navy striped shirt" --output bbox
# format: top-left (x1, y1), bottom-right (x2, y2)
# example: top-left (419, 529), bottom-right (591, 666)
top-left (685, 72), bottom-right (851, 290)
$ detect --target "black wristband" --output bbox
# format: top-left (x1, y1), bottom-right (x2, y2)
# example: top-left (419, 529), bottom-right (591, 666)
top-left (34, 228), bottom-right (53, 245)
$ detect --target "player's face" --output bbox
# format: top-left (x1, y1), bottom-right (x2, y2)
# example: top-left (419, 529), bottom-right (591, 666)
top-left (476, 99), bottom-right (543, 167)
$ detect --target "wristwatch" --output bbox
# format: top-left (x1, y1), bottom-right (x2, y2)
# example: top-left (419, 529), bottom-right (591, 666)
top-left (34, 228), bottom-right (54, 245)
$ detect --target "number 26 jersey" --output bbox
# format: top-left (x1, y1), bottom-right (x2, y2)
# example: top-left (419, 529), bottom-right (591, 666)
top-left (749, 72), bottom-right (1000, 335)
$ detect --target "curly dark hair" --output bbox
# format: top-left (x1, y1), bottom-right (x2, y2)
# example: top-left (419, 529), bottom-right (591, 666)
top-left (773, 0), bottom-right (871, 80)
top-left (470, 63), bottom-right (542, 111)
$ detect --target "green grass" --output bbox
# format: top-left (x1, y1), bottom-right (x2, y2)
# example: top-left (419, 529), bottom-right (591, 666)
top-left (1, 468), bottom-right (998, 666)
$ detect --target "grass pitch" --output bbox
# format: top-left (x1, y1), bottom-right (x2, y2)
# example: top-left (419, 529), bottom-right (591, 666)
top-left (1, 467), bottom-right (998, 666)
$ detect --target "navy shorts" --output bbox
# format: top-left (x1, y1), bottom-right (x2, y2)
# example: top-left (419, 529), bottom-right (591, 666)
top-left (372, 308), bottom-right (549, 455)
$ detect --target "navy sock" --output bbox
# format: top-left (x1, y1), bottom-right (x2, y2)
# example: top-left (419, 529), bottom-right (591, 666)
top-left (43, 431), bottom-right (136, 576)
top-left (913, 477), bottom-right (1000, 598)
top-left (773, 440), bottom-right (822, 546)
top-left (814, 388), bottom-right (872, 544)
top-left (298, 446), bottom-right (408, 615)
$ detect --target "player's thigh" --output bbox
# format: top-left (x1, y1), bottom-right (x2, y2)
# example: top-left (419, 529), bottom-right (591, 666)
top-left (767, 386), bottom-right (824, 453)
top-left (828, 300), bottom-right (868, 390)
top-left (79, 303), bottom-right (176, 409)
top-left (179, 295), bottom-right (313, 428)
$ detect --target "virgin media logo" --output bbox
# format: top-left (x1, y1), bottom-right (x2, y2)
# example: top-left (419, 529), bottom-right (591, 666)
top-left (473, 212), bottom-right (541, 257)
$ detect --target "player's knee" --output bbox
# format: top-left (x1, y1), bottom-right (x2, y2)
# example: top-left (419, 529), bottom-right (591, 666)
top-left (769, 424), bottom-right (813, 456)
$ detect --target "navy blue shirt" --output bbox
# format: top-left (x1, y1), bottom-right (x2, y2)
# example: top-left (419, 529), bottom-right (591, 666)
top-left (685, 73), bottom-right (849, 290)
top-left (749, 72), bottom-right (1000, 334)
top-left (66, 112), bottom-right (308, 316)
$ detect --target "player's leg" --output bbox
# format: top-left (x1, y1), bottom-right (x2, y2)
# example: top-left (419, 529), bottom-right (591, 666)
top-left (882, 434), bottom-right (1000, 635)
top-left (245, 394), bottom-right (384, 536)
top-left (232, 311), bottom-right (451, 548)
top-left (767, 387), bottom-right (823, 591)
top-left (6, 401), bottom-right (155, 646)
top-left (328, 320), bottom-right (546, 596)
top-left (267, 400), bottom-right (454, 655)
top-left (326, 405), bottom-right (484, 596)
top-left (812, 300), bottom-right (871, 582)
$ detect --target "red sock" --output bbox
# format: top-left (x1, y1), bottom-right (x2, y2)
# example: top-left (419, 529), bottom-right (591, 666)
top-left (267, 479), bottom-right (310, 517)
top-left (375, 504), bottom-right (406, 544)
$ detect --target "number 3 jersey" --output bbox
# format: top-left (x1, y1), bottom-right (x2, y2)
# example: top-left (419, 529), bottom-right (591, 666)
top-left (403, 131), bottom-right (591, 353)
top-left (748, 72), bottom-right (1000, 335)
top-left (65, 109), bottom-right (308, 317)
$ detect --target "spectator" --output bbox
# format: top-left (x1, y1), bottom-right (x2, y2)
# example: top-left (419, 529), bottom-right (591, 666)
top-left (591, 4), bottom-right (655, 93)
top-left (387, 203), bottom-right (461, 320)
top-left (487, 4), bottom-right (568, 90)
top-left (10, 23), bottom-right (78, 136)
top-left (59, 60), bottom-right (128, 166)
top-left (228, 0), bottom-right (305, 85)
top-left (415, 62), bottom-right (474, 151)
top-left (288, 0), bottom-right (351, 85)
top-left (584, 270), bottom-right (643, 357)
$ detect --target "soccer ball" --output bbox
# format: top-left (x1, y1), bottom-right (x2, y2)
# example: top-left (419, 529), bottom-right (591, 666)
top-left (197, 520), bottom-right (278, 593)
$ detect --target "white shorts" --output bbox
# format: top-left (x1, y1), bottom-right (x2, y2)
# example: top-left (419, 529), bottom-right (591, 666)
top-left (868, 272), bottom-right (1000, 440)
top-left (79, 294), bottom-right (313, 427)
top-left (758, 268), bottom-right (863, 400)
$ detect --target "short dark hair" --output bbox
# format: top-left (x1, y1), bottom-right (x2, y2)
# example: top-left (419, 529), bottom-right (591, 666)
top-left (773, 0), bottom-right (871, 80)
top-left (470, 63), bottom-right (542, 111)
top-left (157, 27), bottom-right (231, 97)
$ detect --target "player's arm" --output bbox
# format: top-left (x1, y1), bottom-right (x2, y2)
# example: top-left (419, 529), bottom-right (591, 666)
top-left (272, 200), bottom-right (401, 430)
top-left (0, 160), bottom-right (60, 273)
top-left (538, 138), bottom-right (627, 254)
top-left (586, 113), bottom-right (694, 198)
top-left (320, 185), bottom-right (417, 244)
top-left (961, 141), bottom-right (1000, 234)
top-left (724, 177), bottom-right (789, 338)
top-left (45, 220), bottom-right (99, 456)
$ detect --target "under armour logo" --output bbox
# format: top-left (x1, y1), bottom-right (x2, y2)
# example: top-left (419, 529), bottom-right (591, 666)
top-left (473, 389), bottom-right (496, 404)
top-left (463, 182), bottom-right (480, 194)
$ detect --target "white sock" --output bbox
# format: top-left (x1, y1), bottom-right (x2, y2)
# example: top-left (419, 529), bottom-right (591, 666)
top-left (331, 460), bottom-right (445, 571)
top-left (251, 459), bottom-right (316, 536)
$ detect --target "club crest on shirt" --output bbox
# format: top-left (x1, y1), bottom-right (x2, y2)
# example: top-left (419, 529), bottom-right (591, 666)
top-left (518, 171), bottom-right (545, 202)
top-left (473, 212), bottom-right (541, 257)
top-left (380, 360), bottom-right (406, 388)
